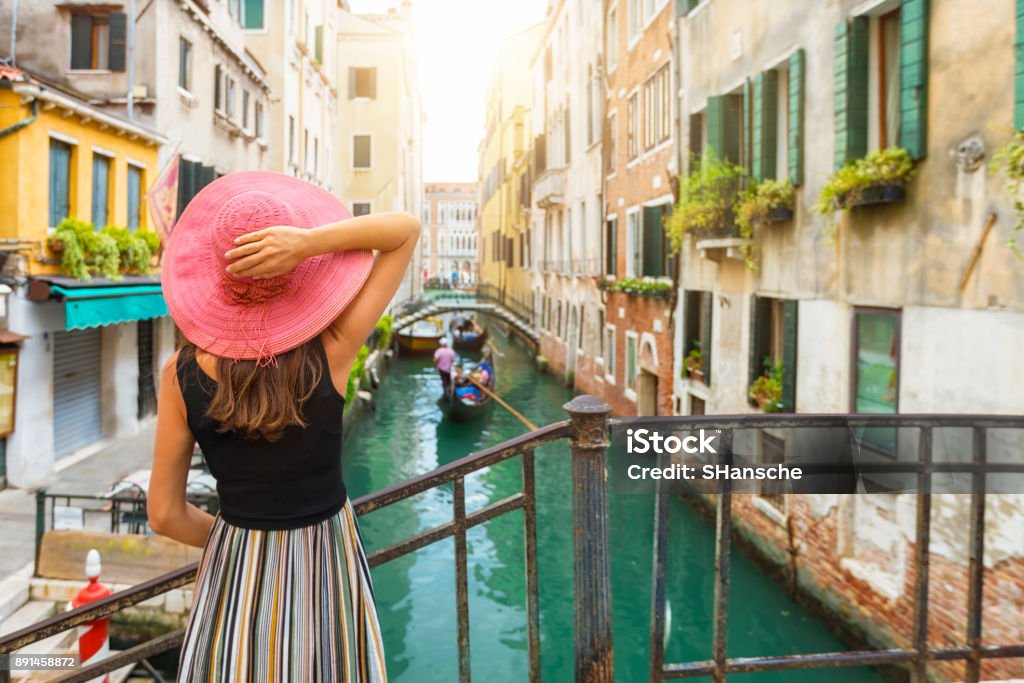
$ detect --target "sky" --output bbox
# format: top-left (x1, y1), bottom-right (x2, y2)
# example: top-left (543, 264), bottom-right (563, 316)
top-left (348, 0), bottom-right (549, 183)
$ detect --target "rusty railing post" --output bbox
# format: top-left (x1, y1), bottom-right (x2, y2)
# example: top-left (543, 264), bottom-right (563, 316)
top-left (563, 395), bottom-right (614, 683)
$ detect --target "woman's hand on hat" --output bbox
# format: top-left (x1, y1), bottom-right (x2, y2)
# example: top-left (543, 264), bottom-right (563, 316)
top-left (224, 226), bottom-right (311, 279)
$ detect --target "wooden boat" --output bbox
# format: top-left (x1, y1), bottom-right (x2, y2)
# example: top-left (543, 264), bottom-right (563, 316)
top-left (449, 315), bottom-right (489, 352)
top-left (438, 351), bottom-right (496, 422)
top-left (396, 317), bottom-right (444, 354)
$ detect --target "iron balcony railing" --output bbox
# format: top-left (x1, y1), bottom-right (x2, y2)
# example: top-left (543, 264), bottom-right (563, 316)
top-left (1, 405), bottom-right (1022, 683)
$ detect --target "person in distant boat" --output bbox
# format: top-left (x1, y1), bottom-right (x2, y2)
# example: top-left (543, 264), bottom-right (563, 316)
top-left (434, 337), bottom-right (457, 396)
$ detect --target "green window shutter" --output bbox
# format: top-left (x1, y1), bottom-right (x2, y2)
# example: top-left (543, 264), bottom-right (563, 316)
top-left (743, 78), bottom-right (753, 175)
top-left (706, 96), bottom-right (724, 161)
top-left (642, 204), bottom-right (664, 277)
top-left (753, 71), bottom-right (779, 182)
top-left (108, 13), bottom-right (127, 71)
top-left (244, 0), bottom-right (264, 29)
top-left (1017, 0), bottom-right (1024, 130)
top-left (701, 292), bottom-right (713, 385)
top-left (781, 299), bottom-right (799, 412)
top-left (688, 112), bottom-right (703, 169)
top-left (898, 0), bottom-right (929, 159)
top-left (707, 95), bottom-right (742, 164)
top-left (70, 15), bottom-right (92, 69)
top-left (788, 48), bottom-right (806, 185)
top-left (834, 18), bottom-right (869, 169)
top-left (49, 140), bottom-right (72, 227)
top-left (748, 294), bottom-right (761, 393)
top-left (91, 155), bottom-right (110, 228)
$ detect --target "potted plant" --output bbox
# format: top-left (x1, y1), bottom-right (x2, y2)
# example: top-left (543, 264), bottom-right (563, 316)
top-left (684, 342), bottom-right (704, 382)
top-left (666, 149), bottom-right (746, 249)
top-left (748, 358), bottom-right (784, 412)
top-left (100, 226), bottom-right (161, 276)
top-left (991, 131), bottom-right (1024, 259)
top-left (734, 179), bottom-right (796, 271)
top-left (52, 218), bottom-right (120, 281)
top-left (813, 147), bottom-right (916, 233)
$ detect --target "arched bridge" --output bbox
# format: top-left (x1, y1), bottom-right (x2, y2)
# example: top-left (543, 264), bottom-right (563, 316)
top-left (394, 294), bottom-right (538, 347)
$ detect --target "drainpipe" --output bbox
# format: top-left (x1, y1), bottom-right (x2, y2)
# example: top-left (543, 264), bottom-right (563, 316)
top-left (126, 0), bottom-right (136, 120)
top-left (0, 97), bottom-right (37, 139)
top-left (7, 0), bottom-right (17, 67)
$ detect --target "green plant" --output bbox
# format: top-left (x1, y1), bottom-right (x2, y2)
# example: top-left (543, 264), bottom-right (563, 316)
top-left (345, 344), bottom-right (371, 404)
top-left (52, 218), bottom-right (121, 280)
top-left (991, 132), bottom-right (1024, 259)
top-left (734, 179), bottom-right (796, 271)
top-left (666, 149), bottom-right (747, 251)
top-left (374, 314), bottom-right (394, 350)
top-left (602, 276), bottom-right (672, 298)
top-left (748, 357), bottom-right (784, 412)
top-left (812, 147), bottom-right (916, 236)
top-left (684, 342), bottom-right (703, 378)
top-left (100, 226), bottom-right (155, 275)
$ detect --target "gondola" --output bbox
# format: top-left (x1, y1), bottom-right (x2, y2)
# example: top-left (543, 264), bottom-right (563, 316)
top-left (438, 350), bottom-right (496, 422)
top-left (396, 317), bottom-right (444, 354)
top-left (449, 315), bottom-right (489, 352)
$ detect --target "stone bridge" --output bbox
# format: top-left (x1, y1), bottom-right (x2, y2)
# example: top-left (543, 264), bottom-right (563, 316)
top-left (393, 295), bottom-right (539, 348)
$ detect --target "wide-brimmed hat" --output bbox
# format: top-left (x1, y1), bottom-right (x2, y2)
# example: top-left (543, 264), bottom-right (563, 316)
top-left (162, 171), bottom-right (373, 364)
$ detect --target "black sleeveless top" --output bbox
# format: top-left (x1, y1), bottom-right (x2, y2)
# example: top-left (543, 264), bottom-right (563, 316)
top-left (176, 337), bottom-right (347, 530)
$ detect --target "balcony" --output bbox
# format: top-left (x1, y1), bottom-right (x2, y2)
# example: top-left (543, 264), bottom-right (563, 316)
top-left (532, 167), bottom-right (566, 208)
top-left (694, 223), bottom-right (750, 264)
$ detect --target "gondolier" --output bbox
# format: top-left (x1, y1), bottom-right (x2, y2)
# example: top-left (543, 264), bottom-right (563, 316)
top-left (433, 337), bottom-right (457, 397)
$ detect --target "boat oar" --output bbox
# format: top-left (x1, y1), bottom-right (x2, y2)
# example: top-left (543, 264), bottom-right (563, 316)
top-left (455, 369), bottom-right (537, 431)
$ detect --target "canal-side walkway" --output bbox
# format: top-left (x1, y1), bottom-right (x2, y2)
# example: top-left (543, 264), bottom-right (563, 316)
top-left (0, 424), bottom-right (157, 611)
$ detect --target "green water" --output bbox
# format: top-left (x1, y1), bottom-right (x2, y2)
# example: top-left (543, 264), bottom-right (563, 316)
top-left (343, 331), bottom-right (885, 683)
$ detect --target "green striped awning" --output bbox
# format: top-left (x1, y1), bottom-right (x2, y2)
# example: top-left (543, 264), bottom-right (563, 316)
top-left (50, 284), bottom-right (168, 331)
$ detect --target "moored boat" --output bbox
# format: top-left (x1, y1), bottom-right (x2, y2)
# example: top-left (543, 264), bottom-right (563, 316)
top-left (396, 317), bottom-right (444, 354)
top-left (449, 315), bottom-right (489, 352)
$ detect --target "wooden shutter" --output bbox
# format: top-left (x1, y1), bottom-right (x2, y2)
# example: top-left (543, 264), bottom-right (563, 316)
top-left (1017, 0), bottom-right (1024, 130)
top-left (700, 291), bottom-right (713, 385)
top-left (753, 71), bottom-right (778, 182)
top-left (688, 112), bottom-right (703, 169)
top-left (898, 0), bottom-right (929, 159)
top-left (781, 299), bottom-right (798, 412)
top-left (788, 49), bottom-right (806, 185)
top-left (70, 15), bottom-right (92, 69)
top-left (108, 13), bottom-right (127, 71)
top-left (198, 164), bottom-right (216, 191)
top-left (748, 294), bottom-right (761, 393)
top-left (706, 95), bottom-right (741, 164)
top-left (642, 204), bottom-right (664, 277)
top-left (834, 17), bottom-right (869, 169)
top-left (743, 78), bottom-right (753, 176)
top-left (605, 219), bottom-right (617, 276)
top-left (176, 158), bottom-right (197, 219)
top-left (49, 140), bottom-right (71, 227)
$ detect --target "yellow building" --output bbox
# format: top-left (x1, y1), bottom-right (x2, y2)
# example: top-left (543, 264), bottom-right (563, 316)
top-left (478, 23), bottom-right (544, 319)
top-left (0, 67), bottom-right (162, 272)
top-left (0, 66), bottom-right (168, 489)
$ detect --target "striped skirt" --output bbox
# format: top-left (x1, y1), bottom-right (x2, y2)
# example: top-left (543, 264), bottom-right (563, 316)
top-left (178, 498), bottom-right (387, 682)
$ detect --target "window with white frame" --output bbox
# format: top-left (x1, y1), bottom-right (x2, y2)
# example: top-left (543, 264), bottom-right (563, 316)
top-left (628, 0), bottom-right (640, 39)
top-left (626, 210), bottom-right (641, 277)
top-left (644, 63), bottom-right (671, 150)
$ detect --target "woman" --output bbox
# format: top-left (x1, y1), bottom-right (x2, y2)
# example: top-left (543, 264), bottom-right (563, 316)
top-left (148, 171), bottom-right (418, 681)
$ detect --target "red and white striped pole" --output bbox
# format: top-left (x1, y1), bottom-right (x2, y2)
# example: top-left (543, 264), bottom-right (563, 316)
top-left (68, 549), bottom-right (111, 683)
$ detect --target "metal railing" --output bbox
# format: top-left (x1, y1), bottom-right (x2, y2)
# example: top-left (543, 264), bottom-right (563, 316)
top-left (2, 406), bottom-right (1023, 683)
top-left (476, 283), bottom-right (534, 326)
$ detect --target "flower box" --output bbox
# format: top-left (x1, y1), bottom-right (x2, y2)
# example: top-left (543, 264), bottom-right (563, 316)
top-left (838, 183), bottom-right (906, 209)
top-left (764, 206), bottom-right (794, 223)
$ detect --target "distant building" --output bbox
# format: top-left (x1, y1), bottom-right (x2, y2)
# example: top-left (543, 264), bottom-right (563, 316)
top-left (336, 1), bottom-right (425, 307)
top-left (479, 22), bottom-right (545, 318)
top-left (423, 183), bottom-right (479, 284)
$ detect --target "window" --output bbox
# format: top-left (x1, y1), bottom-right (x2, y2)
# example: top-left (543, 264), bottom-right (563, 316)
top-left (288, 116), bottom-right (296, 165)
top-left (606, 112), bottom-right (617, 174)
top-left (178, 38), bottom-right (192, 91)
top-left (49, 139), bottom-right (72, 228)
top-left (586, 67), bottom-right (595, 146)
top-left (748, 296), bottom-right (798, 412)
top-left (876, 10), bottom-right (901, 150)
top-left (598, 309), bottom-right (606, 358)
top-left (606, 8), bottom-right (618, 70)
top-left (255, 101), bottom-right (264, 138)
top-left (70, 13), bottom-right (126, 71)
top-left (127, 165), bottom-right (143, 230)
top-left (353, 134), bottom-right (372, 169)
top-left (224, 76), bottom-right (236, 118)
top-left (625, 332), bottom-right (638, 392)
top-left (314, 24), bottom-right (324, 64)
top-left (625, 210), bottom-right (641, 277)
top-left (214, 65), bottom-right (223, 110)
top-left (353, 202), bottom-right (371, 216)
top-left (91, 153), bottom-right (111, 228)
top-left (627, 92), bottom-right (639, 160)
top-left (644, 63), bottom-right (671, 149)
top-left (604, 215), bottom-right (618, 276)
top-left (349, 67), bottom-right (378, 99)
top-left (628, 0), bottom-right (640, 39)
top-left (683, 290), bottom-right (713, 385)
top-left (288, 0), bottom-right (296, 32)
top-left (759, 432), bottom-right (787, 509)
top-left (641, 203), bottom-right (671, 277)
top-left (227, 0), bottom-right (242, 23)
top-left (242, 90), bottom-right (251, 130)
top-left (852, 309), bottom-right (900, 451)
top-left (243, 0), bottom-right (265, 29)
top-left (605, 325), bottom-right (616, 379)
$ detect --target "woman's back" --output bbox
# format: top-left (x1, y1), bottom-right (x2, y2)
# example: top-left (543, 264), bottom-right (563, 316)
top-left (176, 336), bottom-right (347, 530)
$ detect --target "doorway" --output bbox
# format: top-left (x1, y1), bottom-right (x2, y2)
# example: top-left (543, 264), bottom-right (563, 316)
top-left (638, 368), bottom-right (658, 416)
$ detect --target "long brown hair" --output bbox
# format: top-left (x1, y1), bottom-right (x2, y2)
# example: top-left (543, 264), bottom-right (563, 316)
top-left (185, 340), bottom-right (325, 442)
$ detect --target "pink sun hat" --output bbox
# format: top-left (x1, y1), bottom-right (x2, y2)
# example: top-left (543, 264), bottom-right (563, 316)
top-left (162, 171), bottom-right (374, 364)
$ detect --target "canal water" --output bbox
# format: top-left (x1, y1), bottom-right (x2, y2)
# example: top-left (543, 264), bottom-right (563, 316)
top-left (343, 326), bottom-right (885, 682)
